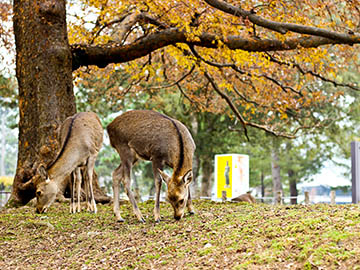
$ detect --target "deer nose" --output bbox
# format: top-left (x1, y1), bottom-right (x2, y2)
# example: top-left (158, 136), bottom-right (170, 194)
top-left (36, 207), bottom-right (45, 214)
top-left (174, 215), bottom-right (181, 220)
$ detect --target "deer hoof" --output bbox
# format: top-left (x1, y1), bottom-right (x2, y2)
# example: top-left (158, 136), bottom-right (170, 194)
top-left (155, 218), bottom-right (161, 223)
top-left (115, 214), bottom-right (125, 222)
top-left (139, 217), bottom-right (146, 223)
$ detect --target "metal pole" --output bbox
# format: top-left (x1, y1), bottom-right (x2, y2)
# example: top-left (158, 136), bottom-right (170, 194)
top-left (351, 141), bottom-right (360, 204)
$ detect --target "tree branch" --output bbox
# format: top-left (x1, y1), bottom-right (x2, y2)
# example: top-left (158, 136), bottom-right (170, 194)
top-left (203, 70), bottom-right (250, 141)
top-left (148, 65), bottom-right (195, 90)
top-left (71, 28), bottom-right (359, 70)
top-left (265, 52), bottom-right (360, 91)
top-left (204, 71), bottom-right (307, 139)
top-left (189, 45), bottom-right (302, 95)
top-left (204, 0), bottom-right (360, 44)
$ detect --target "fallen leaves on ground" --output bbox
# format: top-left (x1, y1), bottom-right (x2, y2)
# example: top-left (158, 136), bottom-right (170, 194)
top-left (1, 200), bottom-right (360, 269)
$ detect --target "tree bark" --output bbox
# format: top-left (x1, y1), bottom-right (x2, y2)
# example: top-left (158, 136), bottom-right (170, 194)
top-left (9, 0), bottom-right (75, 206)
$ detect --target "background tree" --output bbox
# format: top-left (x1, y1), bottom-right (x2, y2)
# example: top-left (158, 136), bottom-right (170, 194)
top-left (1, 0), bottom-right (360, 206)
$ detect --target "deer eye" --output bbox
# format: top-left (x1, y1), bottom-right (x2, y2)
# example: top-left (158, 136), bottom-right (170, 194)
top-left (36, 190), bottom-right (42, 197)
top-left (178, 199), bottom-right (184, 205)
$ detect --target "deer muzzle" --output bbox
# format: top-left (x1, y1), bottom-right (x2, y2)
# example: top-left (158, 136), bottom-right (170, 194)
top-left (36, 206), bottom-right (47, 214)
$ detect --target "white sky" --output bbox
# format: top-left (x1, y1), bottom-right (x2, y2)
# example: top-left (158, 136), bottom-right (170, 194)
top-left (301, 160), bottom-right (352, 187)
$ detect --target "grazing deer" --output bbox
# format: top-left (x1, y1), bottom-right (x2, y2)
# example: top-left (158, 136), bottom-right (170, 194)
top-left (35, 112), bottom-right (103, 214)
top-left (231, 192), bottom-right (257, 203)
top-left (107, 110), bottom-right (196, 223)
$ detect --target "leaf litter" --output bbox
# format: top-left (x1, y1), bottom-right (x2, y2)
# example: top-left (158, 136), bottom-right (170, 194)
top-left (1, 200), bottom-right (360, 269)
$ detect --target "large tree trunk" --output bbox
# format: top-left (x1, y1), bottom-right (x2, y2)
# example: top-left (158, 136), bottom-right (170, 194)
top-left (260, 170), bottom-right (265, 203)
top-left (189, 114), bottom-right (200, 198)
top-left (288, 168), bottom-right (298, 205)
top-left (8, 0), bottom-right (108, 207)
top-left (286, 142), bottom-right (298, 205)
top-left (201, 158), bottom-right (213, 197)
top-left (271, 145), bottom-right (283, 202)
top-left (190, 155), bottom-right (201, 199)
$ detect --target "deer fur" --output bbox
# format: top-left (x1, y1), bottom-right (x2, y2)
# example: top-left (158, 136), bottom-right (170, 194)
top-left (35, 112), bottom-right (103, 214)
top-left (231, 193), bottom-right (257, 203)
top-left (107, 110), bottom-right (196, 222)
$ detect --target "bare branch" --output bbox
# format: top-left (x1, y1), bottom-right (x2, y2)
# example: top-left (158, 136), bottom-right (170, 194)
top-left (265, 52), bottom-right (360, 91)
top-left (189, 45), bottom-right (301, 95)
top-left (91, 15), bottom-right (129, 44)
top-left (113, 12), bottom-right (168, 44)
top-left (148, 65), bottom-right (195, 90)
top-left (204, 0), bottom-right (360, 43)
top-left (204, 71), bottom-right (310, 139)
top-left (176, 83), bottom-right (203, 111)
top-left (90, 12), bottom-right (168, 45)
top-left (203, 70), bottom-right (250, 141)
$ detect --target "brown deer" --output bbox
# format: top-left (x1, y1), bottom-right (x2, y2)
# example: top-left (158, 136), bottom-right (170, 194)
top-left (35, 112), bottom-right (103, 214)
top-left (107, 110), bottom-right (196, 222)
top-left (231, 192), bottom-right (257, 203)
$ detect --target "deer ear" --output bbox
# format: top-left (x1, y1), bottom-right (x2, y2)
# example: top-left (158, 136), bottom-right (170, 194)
top-left (182, 170), bottom-right (193, 186)
top-left (38, 164), bottom-right (48, 180)
top-left (158, 169), bottom-right (170, 184)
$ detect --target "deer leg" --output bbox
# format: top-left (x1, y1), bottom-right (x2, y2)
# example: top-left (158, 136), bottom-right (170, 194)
top-left (75, 167), bottom-right (82, 213)
top-left (187, 187), bottom-right (195, 215)
top-left (83, 169), bottom-right (91, 211)
top-left (112, 164), bottom-right (124, 222)
top-left (152, 161), bottom-right (164, 223)
top-left (70, 171), bottom-right (75, 214)
top-left (122, 161), bottom-right (145, 223)
top-left (86, 156), bottom-right (97, 214)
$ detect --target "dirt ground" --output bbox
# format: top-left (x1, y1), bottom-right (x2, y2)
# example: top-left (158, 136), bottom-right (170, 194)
top-left (1, 200), bottom-right (360, 269)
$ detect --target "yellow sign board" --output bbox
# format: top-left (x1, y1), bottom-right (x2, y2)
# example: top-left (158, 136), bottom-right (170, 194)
top-left (216, 155), bottom-right (233, 198)
top-left (214, 154), bottom-right (249, 200)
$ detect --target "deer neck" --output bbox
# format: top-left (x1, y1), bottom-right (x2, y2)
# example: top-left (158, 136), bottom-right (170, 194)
top-left (48, 151), bottom-right (80, 185)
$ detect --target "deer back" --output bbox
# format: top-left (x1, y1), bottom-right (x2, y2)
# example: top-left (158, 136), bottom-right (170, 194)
top-left (107, 110), bottom-right (195, 176)
top-left (48, 111), bottom-right (103, 181)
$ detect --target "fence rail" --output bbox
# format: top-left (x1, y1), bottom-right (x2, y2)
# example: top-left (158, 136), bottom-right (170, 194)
top-left (200, 190), bottom-right (351, 205)
top-left (0, 190), bottom-right (351, 208)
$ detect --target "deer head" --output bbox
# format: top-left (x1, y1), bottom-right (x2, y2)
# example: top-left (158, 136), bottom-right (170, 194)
top-left (159, 169), bottom-right (193, 220)
top-left (35, 179), bottom-right (59, 213)
top-left (33, 165), bottom-right (57, 213)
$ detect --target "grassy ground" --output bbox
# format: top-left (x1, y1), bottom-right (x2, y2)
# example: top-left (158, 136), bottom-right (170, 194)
top-left (1, 200), bottom-right (360, 269)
